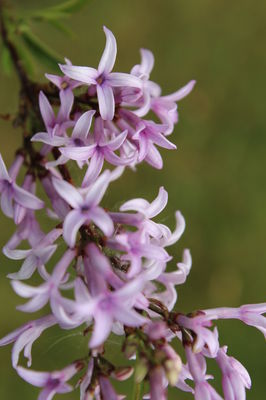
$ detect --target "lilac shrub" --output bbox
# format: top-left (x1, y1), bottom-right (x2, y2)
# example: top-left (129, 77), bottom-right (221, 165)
top-left (0, 25), bottom-right (265, 400)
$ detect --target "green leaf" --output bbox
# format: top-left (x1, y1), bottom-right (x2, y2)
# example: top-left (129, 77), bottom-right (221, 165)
top-left (45, 19), bottom-right (75, 38)
top-left (28, 0), bottom-right (90, 21)
top-left (1, 45), bottom-right (13, 75)
top-left (47, 0), bottom-right (90, 14)
top-left (20, 28), bottom-right (63, 71)
top-left (16, 41), bottom-right (35, 77)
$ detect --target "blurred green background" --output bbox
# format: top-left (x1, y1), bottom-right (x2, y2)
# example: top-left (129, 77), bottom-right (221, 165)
top-left (0, 0), bottom-right (266, 398)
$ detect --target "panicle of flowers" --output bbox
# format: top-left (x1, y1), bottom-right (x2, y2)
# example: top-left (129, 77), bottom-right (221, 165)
top-left (0, 25), bottom-right (265, 400)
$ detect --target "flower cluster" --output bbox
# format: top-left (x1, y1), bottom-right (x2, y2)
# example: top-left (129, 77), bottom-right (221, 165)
top-left (0, 27), bottom-right (265, 400)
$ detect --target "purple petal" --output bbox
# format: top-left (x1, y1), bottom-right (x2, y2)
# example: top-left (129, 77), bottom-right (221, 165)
top-left (85, 170), bottom-right (111, 207)
top-left (0, 153), bottom-right (10, 181)
top-left (72, 110), bottom-right (95, 139)
top-left (148, 186), bottom-right (168, 218)
top-left (98, 26), bottom-right (117, 75)
top-left (31, 132), bottom-right (67, 146)
top-left (39, 91), bottom-right (54, 129)
top-left (52, 178), bottom-right (83, 208)
top-left (145, 143), bottom-right (163, 169)
top-left (108, 72), bottom-right (142, 88)
top-left (3, 246), bottom-right (31, 260)
top-left (1, 186), bottom-right (14, 217)
top-left (13, 185), bottom-right (44, 210)
top-left (59, 64), bottom-right (98, 85)
top-left (103, 130), bottom-right (127, 151)
top-left (120, 198), bottom-right (149, 213)
top-left (97, 84), bottom-right (115, 120)
top-left (90, 309), bottom-right (113, 347)
top-left (63, 209), bottom-right (87, 248)
top-left (99, 376), bottom-right (119, 400)
top-left (60, 144), bottom-right (96, 161)
top-left (82, 152), bottom-right (104, 187)
top-left (89, 206), bottom-right (114, 237)
top-left (17, 366), bottom-right (49, 387)
top-left (57, 89), bottom-right (74, 122)
top-left (8, 255), bottom-right (37, 280)
top-left (162, 80), bottom-right (196, 102)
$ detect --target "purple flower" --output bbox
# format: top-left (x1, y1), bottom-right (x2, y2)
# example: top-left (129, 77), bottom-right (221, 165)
top-left (204, 303), bottom-right (266, 338)
top-left (0, 315), bottom-right (56, 367)
top-left (60, 26), bottom-right (142, 120)
top-left (17, 363), bottom-right (80, 400)
top-left (0, 154), bottom-right (44, 220)
top-left (130, 48), bottom-right (161, 117)
top-left (216, 346), bottom-right (251, 400)
top-left (151, 80), bottom-right (196, 135)
top-left (185, 346), bottom-right (222, 400)
top-left (177, 313), bottom-right (219, 357)
top-left (149, 367), bottom-right (167, 400)
top-left (31, 89), bottom-right (74, 143)
top-left (52, 170), bottom-right (114, 247)
top-left (118, 109), bottom-right (176, 169)
top-left (73, 275), bottom-right (147, 348)
top-left (45, 58), bottom-right (82, 91)
top-left (11, 249), bottom-right (75, 314)
top-left (3, 228), bottom-right (62, 280)
top-left (58, 115), bottom-right (133, 186)
top-left (108, 229), bottom-right (171, 277)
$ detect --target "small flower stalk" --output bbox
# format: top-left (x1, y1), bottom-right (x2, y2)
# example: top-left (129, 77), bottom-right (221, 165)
top-left (0, 20), bottom-right (265, 400)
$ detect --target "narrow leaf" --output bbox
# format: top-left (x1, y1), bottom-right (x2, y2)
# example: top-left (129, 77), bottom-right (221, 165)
top-left (1, 45), bottom-right (13, 75)
top-left (20, 29), bottom-right (62, 71)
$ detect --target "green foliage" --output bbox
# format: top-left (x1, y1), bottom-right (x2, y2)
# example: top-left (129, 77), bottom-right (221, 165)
top-left (1, 44), bottom-right (13, 75)
top-left (0, 0), bottom-right (90, 76)
top-left (20, 26), bottom-right (63, 71)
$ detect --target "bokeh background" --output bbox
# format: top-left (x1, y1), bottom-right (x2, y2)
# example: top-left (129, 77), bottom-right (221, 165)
top-left (0, 0), bottom-right (266, 398)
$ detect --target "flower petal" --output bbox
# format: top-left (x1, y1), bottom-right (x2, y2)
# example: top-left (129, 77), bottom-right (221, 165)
top-left (39, 91), bottom-right (54, 129)
top-left (148, 186), bottom-right (168, 218)
top-left (59, 64), bottom-right (98, 85)
top-left (85, 170), bottom-right (111, 207)
top-left (52, 178), bottom-right (83, 208)
top-left (63, 210), bottom-right (87, 248)
top-left (13, 185), bottom-right (44, 210)
top-left (17, 366), bottom-right (49, 387)
top-left (72, 110), bottom-right (95, 139)
top-left (89, 309), bottom-right (113, 347)
top-left (82, 152), bottom-right (104, 187)
top-left (98, 26), bottom-right (117, 75)
top-left (108, 72), bottom-right (142, 88)
top-left (89, 206), bottom-right (114, 237)
top-left (97, 84), bottom-right (115, 120)
top-left (0, 153), bottom-right (10, 181)
top-left (162, 80), bottom-right (196, 102)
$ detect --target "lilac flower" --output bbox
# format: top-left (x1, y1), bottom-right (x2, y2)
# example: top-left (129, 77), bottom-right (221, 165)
top-left (177, 313), bottom-right (219, 357)
top-left (52, 171), bottom-right (114, 247)
top-left (73, 275), bottom-right (147, 348)
top-left (151, 80), bottom-right (196, 135)
top-left (185, 346), bottom-right (222, 400)
top-left (119, 186), bottom-right (168, 238)
top-left (60, 27), bottom-right (142, 120)
top-left (108, 229), bottom-right (171, 277)
top-left (149, 367), bottom-right (167, 400)
top-left (0, 154), bottom-right (44, 220)
top-left (3, 228), bottom-right (62, 280)
top-left (44, 110), bottom-right (96, 169)
top-left (58, 115), bottom-right (133, 186)
top-left (130, 48), bottom-right (161, 117)
top-left (154, 249), bottom-right (192, 310)
top-left (118, 109), bottom-right (176, 169)
top-left (41, 174), bottom-right (70, 220)
top-left (11, 249), bottom-right (75, 314)
top-left (204, 303), bottom-right (266, 338)
top-left (45, 58), bottom-right (82, 91)
top-left (0, 315), bottom-right (56, 367)
top-left (216, 346), bottom-right (251, 400)
top-left (17, 363), bottom-right (80, 400)
top-left (31, 89), bottom-right (74, 143)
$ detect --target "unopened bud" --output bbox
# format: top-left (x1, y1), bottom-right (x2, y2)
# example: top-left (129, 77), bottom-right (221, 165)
top-left (135, 357), bottom-right (149, 383)
top-left (164, 357), bottom-right (182, 386)
top-left (112, 366), bottom-right (134, 381)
